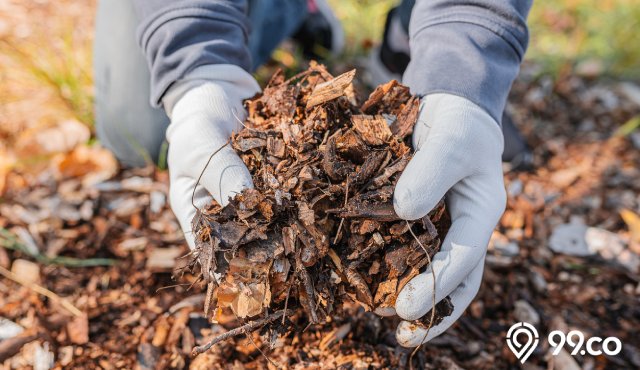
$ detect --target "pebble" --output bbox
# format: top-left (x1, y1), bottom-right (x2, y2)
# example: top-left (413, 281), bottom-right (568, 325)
top-left (549, 219), bottom-right (591, 256)
top-left (619, 82), bottom-right (640, 106)
top-left (0, 317), bottom-right (24, 340)
top-left (150, 191), bottom-right (166, 214)
top-left (489, 232), bottom-right (520, 257)
top-left (529, 270), bottom-right (548, 293)
top-left (514, 300), bottom-right (540, 325)
top-left (11, 258), bottom-right (41, 285)
top-left (548, 219), bottom-right (637, 272)
top-left (507, 179), bottom-right (523, 197)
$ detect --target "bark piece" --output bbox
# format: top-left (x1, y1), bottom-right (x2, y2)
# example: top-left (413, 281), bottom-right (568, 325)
top-left (352, 115), bottom-right (392, 146)
top-left (306, 69), bottom-right (356, 109)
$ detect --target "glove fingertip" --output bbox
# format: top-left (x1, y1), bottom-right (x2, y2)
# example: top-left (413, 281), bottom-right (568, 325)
top-left (393, 172), bottom-right (440, 221)
top-left (395, 274), bottom-right (431, 321)
top-left (396, 321), bottom-right (429, 348)
top-left (217, 164), bottom-right (254, 207)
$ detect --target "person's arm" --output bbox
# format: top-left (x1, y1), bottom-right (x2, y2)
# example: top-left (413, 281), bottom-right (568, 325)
top-left (392, 0), bottom-right (532, 347)
top-left (132, 0), bottom-right (260, 248)
top-left (404, 0), bottom-right (531, 123)
top-left (133, 0), bottom-right (253, 107)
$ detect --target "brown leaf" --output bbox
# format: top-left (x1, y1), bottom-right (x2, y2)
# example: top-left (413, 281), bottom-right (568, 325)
top-left (53, 145), bottom-right (118, 186)
top-left (16, 119), bottom-right (90, 157)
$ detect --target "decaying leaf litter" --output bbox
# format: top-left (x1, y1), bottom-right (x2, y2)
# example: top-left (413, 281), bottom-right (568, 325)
top-left (2, 61), bottom-right (640, 369)
top-left (189, 63), bottom-right (452, 353)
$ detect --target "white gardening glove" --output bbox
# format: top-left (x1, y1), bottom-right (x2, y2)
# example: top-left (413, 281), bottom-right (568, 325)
top-left (164, 65), bottom-right (261, 248)
top-left (392, 93), bottom-right (507, 347)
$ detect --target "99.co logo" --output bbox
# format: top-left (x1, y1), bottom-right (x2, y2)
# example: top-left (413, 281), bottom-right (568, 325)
top-left (548, 330), bottom-right (622, 357)
top-left (506, 322), bottom-right (623, 364)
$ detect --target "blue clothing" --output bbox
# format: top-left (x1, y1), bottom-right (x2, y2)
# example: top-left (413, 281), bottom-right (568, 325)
top-left (95, 0), bottom-right (531, 166)
top-left (94, 0), bottom-right (308, 166)
top-left (132, 0), bottom-right (531, 123)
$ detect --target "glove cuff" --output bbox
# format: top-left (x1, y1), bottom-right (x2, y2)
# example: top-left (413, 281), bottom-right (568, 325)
top-left (162, 64), bottom-right (260, 118)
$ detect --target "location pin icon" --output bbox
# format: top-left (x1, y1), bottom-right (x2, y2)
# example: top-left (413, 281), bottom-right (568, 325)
top-left (506, 322), bottom-right (539, 363)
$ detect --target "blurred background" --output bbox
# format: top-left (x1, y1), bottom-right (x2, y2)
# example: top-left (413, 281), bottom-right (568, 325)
top-left (0, 1), bottom-right (639, 369)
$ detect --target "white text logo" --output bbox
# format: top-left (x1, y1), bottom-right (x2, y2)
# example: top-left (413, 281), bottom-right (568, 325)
top-left (506, 322), bottom-right (623, 364)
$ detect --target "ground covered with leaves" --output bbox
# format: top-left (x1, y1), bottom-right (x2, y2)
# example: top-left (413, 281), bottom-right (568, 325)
top-left (1, 64), bottom-right (640, 369)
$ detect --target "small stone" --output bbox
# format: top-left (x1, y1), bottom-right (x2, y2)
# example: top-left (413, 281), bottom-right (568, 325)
top-left (586, 227), bottom-right (639, 273)
top-left (529, 270), bottom-right (548, 293)
top-left (619, 82), bottom-right (640, 106)
top-left (11, 258), bottom-right (40, 285)
top-left (0, 317), bottom-right (24, 340)
top-left (514, 300), bottom-right (540, 325)
top-left (507, 179), bottom-right (523, 197)
top-left (489, 231), bottom-right (520, 257)
top-left (549, 219), bottom-right (590, 256)
top-left (150, 191), bottom-right (166, 214)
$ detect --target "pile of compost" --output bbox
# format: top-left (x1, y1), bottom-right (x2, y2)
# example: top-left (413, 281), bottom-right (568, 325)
top-left (189, 63), bottom-right (452, 352)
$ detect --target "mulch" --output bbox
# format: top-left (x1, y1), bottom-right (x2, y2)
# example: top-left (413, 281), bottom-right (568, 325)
top-left (1, 64), bottom-right (639, 369)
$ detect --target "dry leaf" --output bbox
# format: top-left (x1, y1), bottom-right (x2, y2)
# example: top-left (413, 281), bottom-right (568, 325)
top-left (16, 119), bottom-right (90, 157)
top-left (53, 145), bottom-right (118, 186)
top-left (621, 209), bottom-right (640, 244)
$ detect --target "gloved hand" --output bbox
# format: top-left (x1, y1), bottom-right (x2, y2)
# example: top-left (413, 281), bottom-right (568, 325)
top-left (391, 93), bottom-right (507, 347)
top-left (164, 65), bottom-right (261, 248)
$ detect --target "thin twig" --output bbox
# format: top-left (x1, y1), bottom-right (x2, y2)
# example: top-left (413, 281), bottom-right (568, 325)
top-left (0, 265), bottom-right (83, 317)
top-left (243, 321), bottom-right (282, 369)
top-left (191, 139), bottom-right (231, 211)
top-left (231, 108), bottom-right (261, 134)
top-left (191, 309), bottom-right (292, 357)
top-left (405, 221), bottom-right (437, 361)
top-left (155, 283), bottom-right (193, 293)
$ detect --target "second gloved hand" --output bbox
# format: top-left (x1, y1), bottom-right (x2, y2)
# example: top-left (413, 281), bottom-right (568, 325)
top-left (165, 65), bottom-right (261, 249)
top-left (392, 93), bottom-right (507, 347)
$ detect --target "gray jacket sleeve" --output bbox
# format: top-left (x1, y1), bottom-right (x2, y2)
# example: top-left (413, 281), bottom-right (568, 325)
top-left (403, 0), bottom-right (532, 123)
top-left (133, 0), bottom-right (252, 107)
